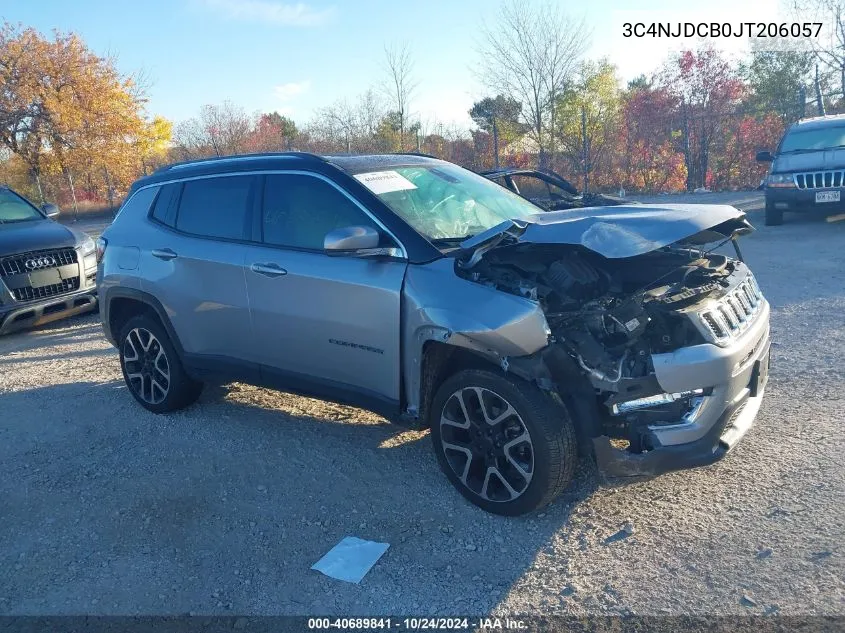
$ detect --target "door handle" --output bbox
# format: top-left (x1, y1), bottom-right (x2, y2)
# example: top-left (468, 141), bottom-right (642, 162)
top-left (151, 248), bottom-right (178, 261)
top-left (250, 262), bottom-right (287, 278)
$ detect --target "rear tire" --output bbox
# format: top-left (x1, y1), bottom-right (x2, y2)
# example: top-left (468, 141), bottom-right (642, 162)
top-left (764, 202), bottom-right (783, 226)
top-left (118, 313), bottom-right (203, 413)
top-left (429, 369), bottom-right (577, 516)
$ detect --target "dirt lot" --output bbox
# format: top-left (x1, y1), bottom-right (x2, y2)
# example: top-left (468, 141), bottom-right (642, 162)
top-left (1, 196), bottom-right (843, 616)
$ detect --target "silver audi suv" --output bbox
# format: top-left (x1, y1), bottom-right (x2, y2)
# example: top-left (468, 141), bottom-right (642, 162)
top-left (98, 153), bottom-right (771, 515)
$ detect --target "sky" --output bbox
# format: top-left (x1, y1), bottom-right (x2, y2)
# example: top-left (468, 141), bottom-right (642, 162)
top-left (1, 0), bottom-right (795, 129)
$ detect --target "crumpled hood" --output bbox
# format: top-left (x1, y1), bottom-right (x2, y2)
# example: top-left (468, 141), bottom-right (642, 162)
top-left (773, 149), bottom-right (845, 173)
top-left (460, 204), bottom-right (752, 259)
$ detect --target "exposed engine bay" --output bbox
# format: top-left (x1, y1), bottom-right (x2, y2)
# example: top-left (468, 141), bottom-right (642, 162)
top-left (456, 242), bottom-right (747, 451)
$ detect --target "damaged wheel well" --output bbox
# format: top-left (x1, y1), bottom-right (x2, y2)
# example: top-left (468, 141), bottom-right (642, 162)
top-left (416, 341), bottom-right (602, 458)
top-left (417, 341), bottom-right (505, 428)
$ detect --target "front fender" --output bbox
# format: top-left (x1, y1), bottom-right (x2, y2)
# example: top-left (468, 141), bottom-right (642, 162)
top-left (401, 259), bottom-right (550, 416)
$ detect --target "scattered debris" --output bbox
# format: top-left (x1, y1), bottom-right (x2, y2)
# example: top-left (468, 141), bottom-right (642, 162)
top-left (810, 550), bottom-right (833, 562)
top-left (740, 593), bottom-right (758, 607)
top-left (603, 521), bottom-right (635, 545)
top-left (311, 536), bottom-right (389, 584)
top-left (756, 547), bottom-right (773, 559)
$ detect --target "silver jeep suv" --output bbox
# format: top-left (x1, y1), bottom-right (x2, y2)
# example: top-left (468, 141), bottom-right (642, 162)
top-left (98, 153), bottom-right (771, 515)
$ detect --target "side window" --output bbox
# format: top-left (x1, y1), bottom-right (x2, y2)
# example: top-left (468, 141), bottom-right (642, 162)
top-left (261, 174), bottom-right (380, 250)
top-left (115, 186), bottom-right (158, 220)
top-left (175, 175), bottom-right (256, 240)
top-left (150, 182), bottom-right (182, 227)
top-left (511, 176), bottom-right (550, 200)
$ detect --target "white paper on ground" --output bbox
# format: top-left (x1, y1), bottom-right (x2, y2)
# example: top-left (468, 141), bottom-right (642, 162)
top-left (311, 536), bottom-right (390, 583)
top-left (353, 170), bottom-right (417, 195)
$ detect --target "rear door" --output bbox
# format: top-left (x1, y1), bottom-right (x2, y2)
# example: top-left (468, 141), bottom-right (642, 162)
top-left (241, 172), bottom-right (407, 411)
top-left (140, 174), bottom-right (258, 377)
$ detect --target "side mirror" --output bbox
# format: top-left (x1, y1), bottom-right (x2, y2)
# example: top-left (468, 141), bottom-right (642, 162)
top-left (324, 225), bottom-right (380, 251)
top-left (324, 226), bottom-right (402, 259)
top-left (42, 203), bottom-right (60, 218)
top-left (756, 150), bottom-right (774, 162)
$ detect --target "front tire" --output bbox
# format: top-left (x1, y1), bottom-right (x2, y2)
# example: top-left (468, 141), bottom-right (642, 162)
top-left (118, 313), bottom-right (203, 413)
top-left (764, 202), bottom-right (784, 226)
top-left (429, 369), bottom-right (577, 516)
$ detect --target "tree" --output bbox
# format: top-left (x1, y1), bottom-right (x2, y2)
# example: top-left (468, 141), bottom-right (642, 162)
top-left (382, 43), bottom-right (416, 151)
top-left (245, 111), bottom-right (297, 152)
top-left (660, 48), bottom-right (745, 190)
top-left (791, 0), bottom-right (845, 100)
top-left (555, 60), bottom-right (622, 191)
top-left (469, 95), bottom-right (523, 168)
top-left (174, 101), bottom-right (251, 158)
top-left (0, 23), bottom-right (150, 207)
top-left (742, 43), bottom-right (813, 122)
top-left (477, 1), bottom-right (587, 168)
top-left (137, 116), bottom-right (173, 174)
top-left (618, 80), bottom-right (686, 193)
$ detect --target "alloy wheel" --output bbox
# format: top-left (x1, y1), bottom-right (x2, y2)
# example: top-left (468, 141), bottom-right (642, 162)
top-left (123, 327), bottom-right (170, 405)
top-left (439, 386), bottom-right (534, 502)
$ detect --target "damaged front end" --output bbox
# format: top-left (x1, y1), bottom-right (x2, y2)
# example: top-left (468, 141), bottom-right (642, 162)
top-left (451, 204), bottom-right (771, 478)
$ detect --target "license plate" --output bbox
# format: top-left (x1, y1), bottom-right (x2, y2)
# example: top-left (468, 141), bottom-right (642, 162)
top-left (750, 344), bottom-right (771, 397)
top-left (29, 269), bottom-right (61, 287)
top-left (815, 190), bottom-right (840, 203)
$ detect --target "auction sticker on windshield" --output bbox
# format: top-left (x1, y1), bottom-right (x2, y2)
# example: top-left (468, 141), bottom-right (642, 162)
top-left (354, 170), bottom-right (417, 195)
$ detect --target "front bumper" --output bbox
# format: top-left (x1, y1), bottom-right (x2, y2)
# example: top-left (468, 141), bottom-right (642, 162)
top-left (0, 287), bottom-right (98, 335)
top-left (765, 186), bottom-right (845, 213)
top-left (593, 299), bottom-right (771, 477)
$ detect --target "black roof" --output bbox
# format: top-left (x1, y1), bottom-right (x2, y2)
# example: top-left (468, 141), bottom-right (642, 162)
top-left (144, 152), bottom-right (444, 185)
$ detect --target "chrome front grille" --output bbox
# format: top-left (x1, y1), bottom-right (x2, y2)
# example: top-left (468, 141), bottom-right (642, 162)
top-left (794, 170), bottom-right (845, 189)
top-left (694, 274), bottom-right (764, 344)
top-left (0, 248), bottom-right (77, 277)
top-left (0, 247), bottom-right (80, 303)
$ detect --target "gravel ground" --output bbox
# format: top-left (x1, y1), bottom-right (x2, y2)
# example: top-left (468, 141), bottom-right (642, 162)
top-left (1, 197), bottom-right (843, 616)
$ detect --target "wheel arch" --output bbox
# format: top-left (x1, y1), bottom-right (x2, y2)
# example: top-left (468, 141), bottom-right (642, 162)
top-left (104, 287), bottom-right (185, 357)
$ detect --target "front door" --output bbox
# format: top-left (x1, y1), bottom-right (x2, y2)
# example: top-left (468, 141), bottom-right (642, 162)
top-left (243, 172), bottom-right (407, 412)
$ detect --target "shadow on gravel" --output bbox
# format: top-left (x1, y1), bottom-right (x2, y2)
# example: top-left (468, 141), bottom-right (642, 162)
top-left (0, 346), bottom-right (115, 365)
top-left (0, 313), bottom-right (103, 355)
top-left (1, 379), bottom-right (597, 616)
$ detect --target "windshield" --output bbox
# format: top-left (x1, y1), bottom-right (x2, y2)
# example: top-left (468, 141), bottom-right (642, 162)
top-left (0, 188), bottom-right (44, 223)
top-left (780, 126), bottom-right (845, 153)
top-left (355, 164), bottom-right (541, 241)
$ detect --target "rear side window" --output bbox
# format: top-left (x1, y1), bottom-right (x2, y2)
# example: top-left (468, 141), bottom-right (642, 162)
top-left (262, 174), bottom-right (379, 250)
top-left (116, 186), bottom-right (158, 220)
top-left (176, 176), bottom-right (256, 240)
top-left (150, 183), bottom-right (181, 227)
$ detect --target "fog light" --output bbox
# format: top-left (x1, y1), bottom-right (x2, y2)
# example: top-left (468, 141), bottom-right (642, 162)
top-left (611, 389), bottom-right (704, 415)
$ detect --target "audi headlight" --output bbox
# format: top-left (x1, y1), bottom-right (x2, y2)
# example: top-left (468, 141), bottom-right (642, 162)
top-left (767, 173), bottom-right (796, 188)
top-left (80, 235), bottom-right (96, 256)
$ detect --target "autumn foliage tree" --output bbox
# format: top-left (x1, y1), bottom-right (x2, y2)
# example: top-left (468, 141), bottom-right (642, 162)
top-left (616, 80), bottom-right (686, 193)
top-left (659, 48), bottom-right (745, 190)
top-left (0, 22), bottom-right (168, 208)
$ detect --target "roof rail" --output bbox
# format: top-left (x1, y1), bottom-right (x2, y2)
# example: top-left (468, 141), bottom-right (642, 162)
top-left (154, 152), bottom-right (327, 173)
